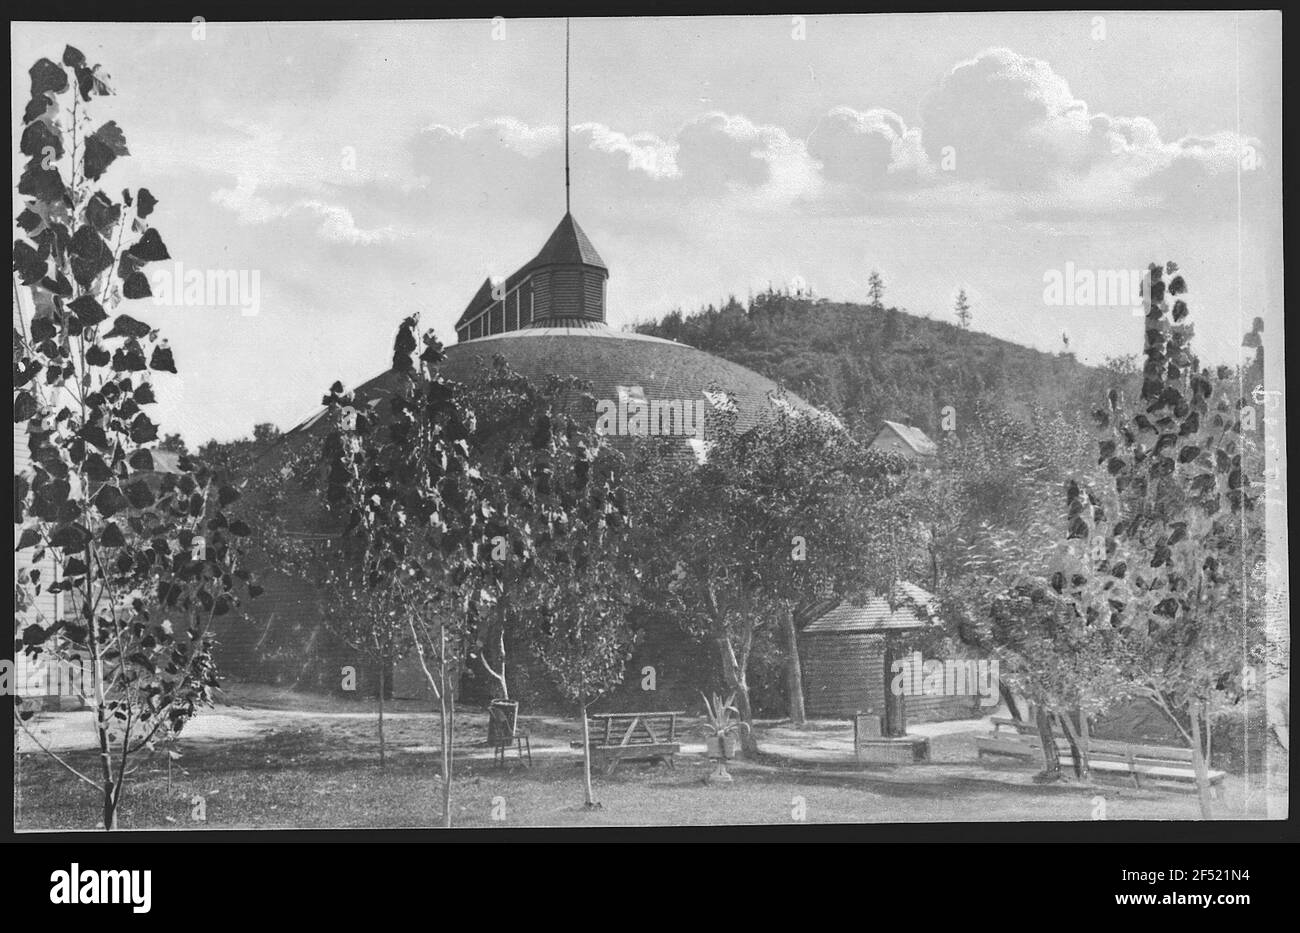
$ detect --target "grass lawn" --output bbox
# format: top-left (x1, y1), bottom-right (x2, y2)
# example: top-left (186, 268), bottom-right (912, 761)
top-left (13, 685), bottom-right (1276, 830)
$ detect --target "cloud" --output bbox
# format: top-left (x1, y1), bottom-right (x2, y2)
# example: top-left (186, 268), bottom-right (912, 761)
top-left (211, 176), bottom-right (399, 244)
top-left (918, 47), bottom-right (1263, 217)
top-left (675, 112), bottom-right (823, 207)
top-left (422, 116), bottom-right (562, 158)
top-left (808, 106), bottom-right (930, 189)
top-left (576, 122), bottom-right (679, 179)
top-left (287, 47), bottom-right (1268, 230)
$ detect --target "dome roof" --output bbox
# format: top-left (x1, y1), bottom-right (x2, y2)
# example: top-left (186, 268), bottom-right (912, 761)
top-left (286, 324), bottom-right (816, 456)
top-left (439, 325), bottom-right (810, 432)
top-left (290, 215), bottom-right (818, 454)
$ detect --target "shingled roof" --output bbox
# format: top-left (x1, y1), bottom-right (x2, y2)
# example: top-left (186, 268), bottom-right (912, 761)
top-left (284, 324), bottom-right (815, 452)
top-left (873, 420), bottom-right (938, 459)
top-left (454, 213), bottom-right (607, 329)
top-left (802, 582), bottom-right (939, 633)
top-left (457, 278), bottom-right (496, 329)
top-left (523, 212), bottom-right (606, 271)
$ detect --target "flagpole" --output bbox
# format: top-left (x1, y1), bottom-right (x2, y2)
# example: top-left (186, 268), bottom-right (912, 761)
top-left (565, 17), bottom-right (571, 215)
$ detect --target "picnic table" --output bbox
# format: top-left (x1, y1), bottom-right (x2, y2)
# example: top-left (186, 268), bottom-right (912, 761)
top-left (571, 711), bottom-right (684, 774)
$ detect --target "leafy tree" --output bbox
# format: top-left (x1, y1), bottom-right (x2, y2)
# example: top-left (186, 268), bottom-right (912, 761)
top-left (445, 360), bottom-right (611, 703)
top-left (316, 318), bottom-right (477, 825)
top-left (524, 456), bottom-right (637, 807)
top-left (158, 432), bottom-right (188, 455)
top-left (1057, 263), bottom-right (1266, 817)
top-left (444, 358), bottom-right (637, 805)
top-left (12, 46), bottom-right (259, 829)
top-left (633, 400), bottom-right (919, 745)
top-left (908, 403), bottom-right (1114, 778)
top-left (198, 422), bottom-right (281, 479)
top-left (319, 544), bottom-right (409, 768)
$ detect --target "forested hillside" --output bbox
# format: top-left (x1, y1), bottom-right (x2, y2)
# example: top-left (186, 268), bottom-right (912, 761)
top-left (634, 290), bottom-right (1131, 436)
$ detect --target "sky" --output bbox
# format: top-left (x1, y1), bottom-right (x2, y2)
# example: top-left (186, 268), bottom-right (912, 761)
top-left (11, 13), bottom-right (1283, 446)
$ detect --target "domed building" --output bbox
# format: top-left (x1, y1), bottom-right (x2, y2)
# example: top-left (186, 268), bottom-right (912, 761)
top-left (228, 210), bottom-right (819, 705)
top-left (287, 210), bottom-right (813, 458)
top-left (444, 210), bottom-right (809, 439)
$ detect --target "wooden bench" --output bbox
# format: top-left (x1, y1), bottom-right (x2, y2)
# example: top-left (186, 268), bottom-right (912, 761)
top-left (571, 711), bottom-right (684, 775)
top-left (975, 717), bottom-right (1226, 794)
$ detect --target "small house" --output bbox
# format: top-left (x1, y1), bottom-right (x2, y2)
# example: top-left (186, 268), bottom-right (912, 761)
top-left (799, 582), bottom-right (986, 729)
top-left (869, 420), bottom-right (938, 465)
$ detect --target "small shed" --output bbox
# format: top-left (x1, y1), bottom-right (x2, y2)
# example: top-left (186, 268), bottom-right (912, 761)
top-left (800, 582), bottom-right (983, 728)
top-left (869, 421), bottom-right (938, 464)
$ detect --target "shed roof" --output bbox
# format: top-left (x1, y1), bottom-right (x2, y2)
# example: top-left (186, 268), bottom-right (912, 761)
top-left (802, 582), bottom-right (938, 634)
top-left (875, 420), bottom-right (938, 458)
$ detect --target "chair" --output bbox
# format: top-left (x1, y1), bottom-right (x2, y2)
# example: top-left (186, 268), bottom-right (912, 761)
top-left (487, 700), bottom-right (531, 767)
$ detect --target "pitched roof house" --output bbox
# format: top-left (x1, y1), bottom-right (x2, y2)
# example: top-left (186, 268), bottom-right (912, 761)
top-left (869, 420), bottom-right (938, 463)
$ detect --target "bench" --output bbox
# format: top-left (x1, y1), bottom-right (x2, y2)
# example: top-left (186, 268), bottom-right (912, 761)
top-left (975, 717), bottom-right (1226, 794)
top-left (571, 711), bottom-right (684, 775)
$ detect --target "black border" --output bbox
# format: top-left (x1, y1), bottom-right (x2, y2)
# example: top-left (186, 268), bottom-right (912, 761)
top-left (7, 3), bottom-right (1291, 854)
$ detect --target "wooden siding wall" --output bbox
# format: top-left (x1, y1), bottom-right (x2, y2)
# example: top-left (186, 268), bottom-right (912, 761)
top-left (551, 269), bottom-right (581, 317)
top-left (532, 273), bottom-right (552, 318)
top-left (801, 629), bottom-right (987, 722)
top-left (801, 632), bottom-right (886, 718)
top-left (582, 271), bottom-right (604, 320)
top-left (456, 268), bottom-right (605, 342)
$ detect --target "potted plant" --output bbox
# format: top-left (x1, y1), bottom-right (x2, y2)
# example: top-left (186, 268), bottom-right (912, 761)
top-left (700, 692), bottom-right (750, 782)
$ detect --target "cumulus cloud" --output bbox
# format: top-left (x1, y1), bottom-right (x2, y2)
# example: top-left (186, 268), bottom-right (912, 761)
top-left (808, 106), bottom-right (930, 189)
top-left (675, 112), bottom-right (823, 207)
top-left (919, 47), bottom-right (1262, 216)
top-left (395, 48), bottom-right (1263, 222)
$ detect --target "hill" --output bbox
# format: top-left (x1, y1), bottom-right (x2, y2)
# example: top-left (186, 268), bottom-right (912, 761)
top-left (633, 290), bottom-right (1128, 436)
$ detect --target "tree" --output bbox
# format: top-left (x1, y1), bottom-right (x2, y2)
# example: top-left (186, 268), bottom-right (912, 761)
top-left (454, 359), bottom-right (637, 806)
top-left (954, 288), bottom-right (972, 329)
top-left (198, 422), bottom-right (281, 479)
top-left (1059, 263), bottom-right (1266, 817)
top-left (446, 359), bottom-right (612, 703)
top-left (13, 46), bottom-right (259, 829)
top-left (318, 547), bottom-right (408, 768)
top-left (316, 318), bottom-right (487, 826)
top-left (633, 399), bottom-right (919, 746)
top-left (159, 433), bottom-right (188, 455)
top-left (729, 406), bottom-right (922, 727)
top-left (910, 403), bottom-right (1106, 778)
top-left (868, 270), bottom-right (885, 308)
top-left (526, 501), bottom-right (637, 807)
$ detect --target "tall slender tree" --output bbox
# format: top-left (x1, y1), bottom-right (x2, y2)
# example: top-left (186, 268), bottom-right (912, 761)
top-left (954, 288), bottom-right (972, 329)
top-left (868, 270), bottom-right (885, 308)
top-left (1058, 263), bottom-right (1266, 817)
top-left (13, 46), bottom-right (259, 829)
